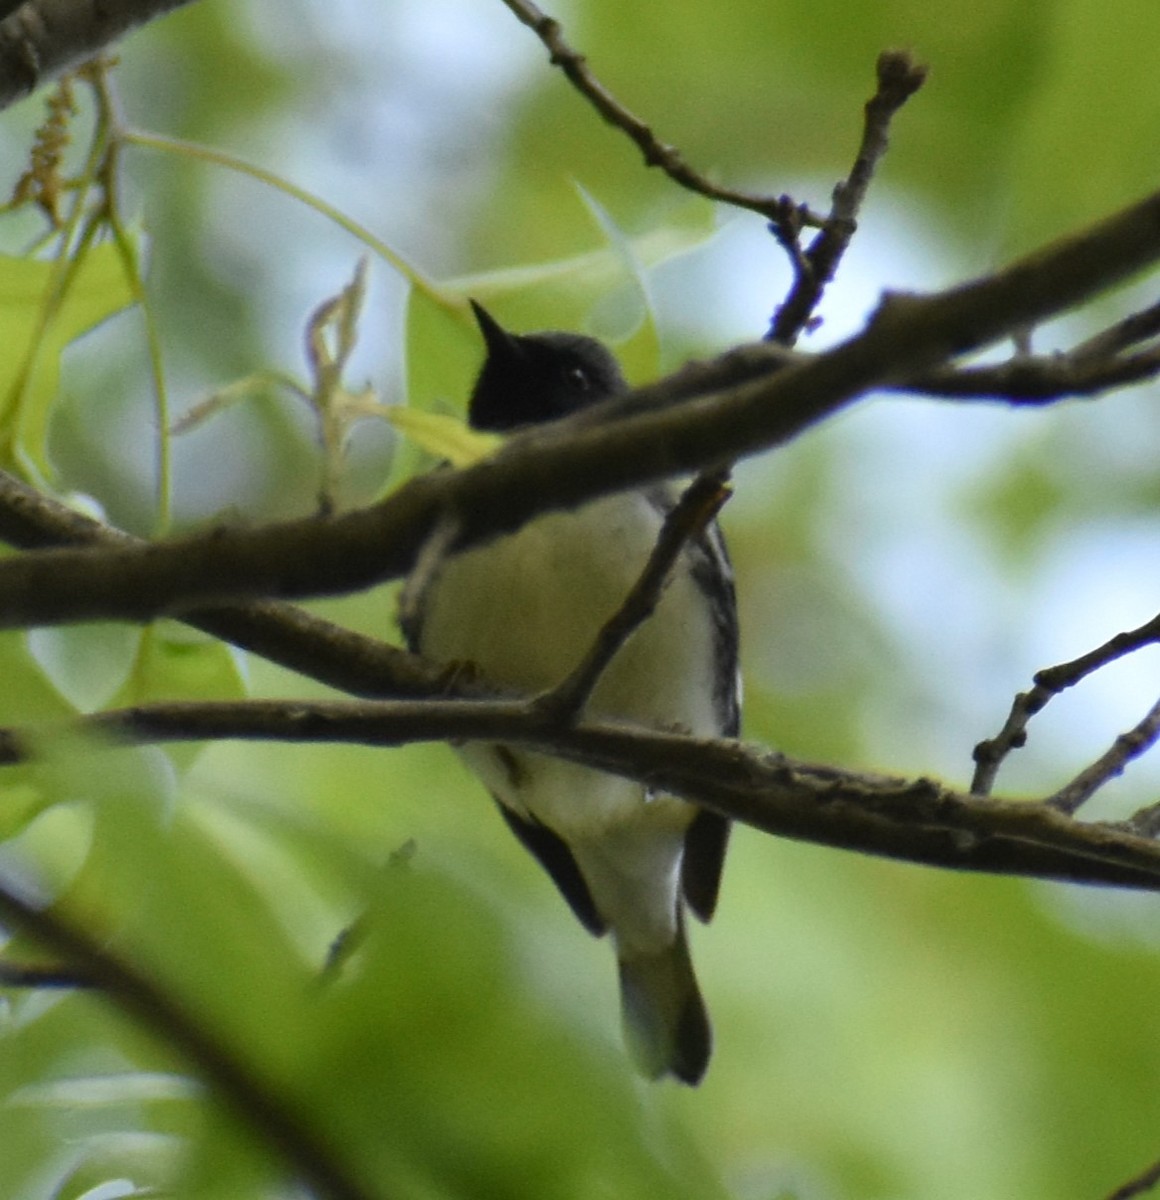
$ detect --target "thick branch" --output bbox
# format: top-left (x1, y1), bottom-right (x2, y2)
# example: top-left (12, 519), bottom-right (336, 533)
top-left (8, 697), bottom-right (1160, 892)
top-left (0, 0), bottom-right (199, 109)
top-left (0, 190), bottom-right (1157, 629)
top-left (0, 469), bottom-right (456, 699)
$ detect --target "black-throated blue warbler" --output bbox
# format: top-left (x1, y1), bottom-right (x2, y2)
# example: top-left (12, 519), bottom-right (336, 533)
top-left (401, 302), bottom-right (740, 1084)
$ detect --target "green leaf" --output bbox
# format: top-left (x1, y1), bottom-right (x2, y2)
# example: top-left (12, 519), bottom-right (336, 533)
top-left (123, 622), bottom-right (246, 706)
top-left (0, 771), bottom-right (65, 842)
top-left (0, 630), bottom-right (86, 841)
top-left (302, 867), bottom-right (728, 1200)
top-left (447, 205), bottom-right (713, 379)
top-left (573, 183), bottom-right (662, 383)
top-left (389, 199), bottom-right (713, 496)
top-left (386, 407), bottom-right (501, 466)
top-left (46, 1132), bottom-right (182, 1200)
top-left (395, 287), bottom-right (479, 490)
top-left (0, 242), bottom-right (138, 483)
top-left (26, 624), bottom-right (142, 714)
top-left (108, 622), bottom-right (247, 771)
top-left (0, 630), bottom-right (78, 725)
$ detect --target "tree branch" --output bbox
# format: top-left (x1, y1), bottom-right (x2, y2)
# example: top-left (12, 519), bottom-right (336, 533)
top-left (0, 189), bottom-right (1158, 630)
top-left (972, 609), bottom-right (1160, 795)
top-left (0, 469), bottom-right (458, 700)
top-left (534, 470), bottom-right (730, 723)
top-left (1072, 297), bottom-right (1160, 359)
top-left (498, 0), bottom-right (826, 232)
top-left (1103, 1155), bottom-right (1160, 1200)
top-left (768, 49), bottom-right (928, 344)
top-left (1047, 697), bottom-right (1160, 816)
top-left (906, 344), bottom-right (1160, 402)
top-left (497, 4), bottom-right (927, 339)
top-left (5, 696), bottom-right (1160, 892)
top-left (0, 0), bottom-right (200, 109)
top-left (903, 292), bottom-right (1160, 402)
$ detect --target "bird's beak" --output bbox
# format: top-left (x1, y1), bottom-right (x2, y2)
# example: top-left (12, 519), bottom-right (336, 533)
top-left (469, 299), bottom-right (522, 363)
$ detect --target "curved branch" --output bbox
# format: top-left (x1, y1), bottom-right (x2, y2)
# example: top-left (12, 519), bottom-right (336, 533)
top-left (498, 0), bottom-right (827, 230)
top-left (0, 189), bottom-right (1158, 630)
top-left (498, 4), bottom-right (927, 342)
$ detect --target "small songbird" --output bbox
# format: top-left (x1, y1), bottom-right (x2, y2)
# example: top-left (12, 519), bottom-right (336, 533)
top-left (401, 302), bottom-right (740, 1084)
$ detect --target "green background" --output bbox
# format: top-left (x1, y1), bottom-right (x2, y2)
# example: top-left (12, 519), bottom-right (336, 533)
top-left (1, 0), bottom-right (1159, 1197)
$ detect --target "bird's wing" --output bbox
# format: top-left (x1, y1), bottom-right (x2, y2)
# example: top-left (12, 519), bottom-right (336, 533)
top-left (495, 800), bottom-right (608, 936)
top-left (682, 810), bottom-right (732, 923)
top-left (681, 510), bottom-right (741, 923)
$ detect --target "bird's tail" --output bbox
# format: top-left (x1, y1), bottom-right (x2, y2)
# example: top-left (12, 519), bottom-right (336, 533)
top-left (617, 920), bottom-right (711, 1085)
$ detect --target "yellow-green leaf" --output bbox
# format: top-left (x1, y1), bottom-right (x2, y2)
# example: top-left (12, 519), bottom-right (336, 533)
top-left (0, 241), bottom-right (138, 482)
top-left (386, 407), bottom-right (501, 467)
top-left (107, 622), bottom-right (248, 771)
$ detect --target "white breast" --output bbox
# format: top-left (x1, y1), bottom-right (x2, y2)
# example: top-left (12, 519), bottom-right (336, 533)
top-left (422, 493), bottom-right (719, 724)
top-left (417, 492), bottom-right (720, 845)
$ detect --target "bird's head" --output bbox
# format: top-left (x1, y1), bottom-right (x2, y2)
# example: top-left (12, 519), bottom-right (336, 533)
top-left (467, 300), bottom-right (628, 432)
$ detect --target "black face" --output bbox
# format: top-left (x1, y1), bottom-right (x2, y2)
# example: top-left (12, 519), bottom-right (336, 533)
top-left (467, 301), bottom-right (628, 432)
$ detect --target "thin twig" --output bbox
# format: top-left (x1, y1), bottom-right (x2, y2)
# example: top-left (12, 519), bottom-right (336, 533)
top-left (910, 294), bottom-right (1160, 401)
top-left (535, 471), bottom-right (730, 723)
top-left (1072, 297), bottom-right (1160, 360)
top-left (768, 49), bottom-right (928, 345)
top-left (499, 4), bottom-right (927, 349)
top-left (397, 508), bottom-right (462, 646)
top-left (971, 610), bottom-right (1160, 795)
top-left (0, 959), bottom-right (92, 987)
top-left (1047, 696), bottom-right (1160, 815)
top-left (1036, 614), bottom-right (1160, 693)
top-left (908, 344), bottom-right (1160, 402)
top-left (497, 0), bottom-right (824, 230)
top-left (1103, 1155), bottom-right (1160, 1200)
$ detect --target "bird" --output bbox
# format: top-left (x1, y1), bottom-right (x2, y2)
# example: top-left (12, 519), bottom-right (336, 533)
top-left (400, 301), bottom-right (740, 1084)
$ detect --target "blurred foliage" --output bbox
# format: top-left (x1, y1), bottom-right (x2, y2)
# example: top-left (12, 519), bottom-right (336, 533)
top-left (0, 1), bottom-right (1158, 1198)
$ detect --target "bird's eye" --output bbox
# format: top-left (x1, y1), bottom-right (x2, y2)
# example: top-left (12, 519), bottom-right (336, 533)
top-left (566, 365), bottom-right (591, 390)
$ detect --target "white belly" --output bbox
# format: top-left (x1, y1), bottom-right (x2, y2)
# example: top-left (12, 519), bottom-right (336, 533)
top-left (418, 491), bottom-right (719, 844)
